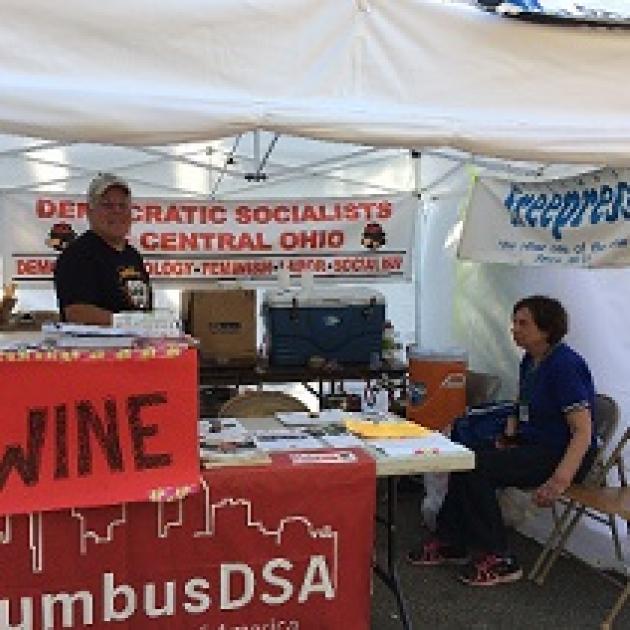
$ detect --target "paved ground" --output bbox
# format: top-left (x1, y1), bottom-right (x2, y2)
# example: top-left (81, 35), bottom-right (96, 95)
top-left (371, 486), bottom-right (630, 629)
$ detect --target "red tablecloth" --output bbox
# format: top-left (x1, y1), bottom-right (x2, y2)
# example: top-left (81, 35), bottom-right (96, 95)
top-left (0, 449), bottom-right (376, 630)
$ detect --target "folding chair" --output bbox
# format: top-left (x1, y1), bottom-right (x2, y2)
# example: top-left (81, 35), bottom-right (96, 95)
top-left (217, 389), bottom-right (308, 418)
top-left (500, 394), bottom-right (619, 531)
top-left (529, 394), bottom-right (622, 580)
top-left (548, 393), bottom-right (623, 522)
top-left (528, 395), bottom-right (630, 629)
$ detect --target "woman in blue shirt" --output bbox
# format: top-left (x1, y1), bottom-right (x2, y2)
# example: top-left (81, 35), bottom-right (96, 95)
top-left (408, 295), bottom-right (596, 586)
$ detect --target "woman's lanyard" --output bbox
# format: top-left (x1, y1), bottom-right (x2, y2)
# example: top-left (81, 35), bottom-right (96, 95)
top-left (519, 364), bottom-right (537, 423)
top-left (519, 362), bottom-right (537, 405)
top-left (519, 345), bottom-right (555, 423)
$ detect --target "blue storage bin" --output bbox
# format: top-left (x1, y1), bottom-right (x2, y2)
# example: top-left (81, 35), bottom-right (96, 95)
top-left (263, 288), bottom-right (385, 366)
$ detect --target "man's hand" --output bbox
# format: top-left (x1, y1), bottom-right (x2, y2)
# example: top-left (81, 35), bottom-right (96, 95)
top-left (64, 303), bottom-right (113, 325)
top-left (532, 472), bottom-right (571, 507)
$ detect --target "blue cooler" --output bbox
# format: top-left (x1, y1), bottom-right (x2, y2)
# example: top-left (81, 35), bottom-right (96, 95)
top-left (263, 288), bottom-right (385, 366)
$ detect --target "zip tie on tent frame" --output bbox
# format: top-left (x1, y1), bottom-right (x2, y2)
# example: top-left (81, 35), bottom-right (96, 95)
top-left (244, 133), bottom-right (279, 182)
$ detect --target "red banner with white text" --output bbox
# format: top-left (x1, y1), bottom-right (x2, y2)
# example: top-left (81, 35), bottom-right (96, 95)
top-left (0, 451), bottom-right (376, 630)
top-left (2, 193), bottom-right (415, 284)
top-left (0, 346), bottom-right (199, 515)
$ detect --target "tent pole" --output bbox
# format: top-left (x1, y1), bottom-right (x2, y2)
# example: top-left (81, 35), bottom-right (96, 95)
top-left (253, 130), bottom-right (261, 172)
top-left (412, 150), bottom-right (422, 348)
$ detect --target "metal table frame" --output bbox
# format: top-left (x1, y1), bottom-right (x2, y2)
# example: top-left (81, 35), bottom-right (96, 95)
top-left (199, 358), bottom-right (408, 402)
top-left (233, 416), bottom-right (474, 630)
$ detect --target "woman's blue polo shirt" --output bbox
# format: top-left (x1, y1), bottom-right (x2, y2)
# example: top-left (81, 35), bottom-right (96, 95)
top-left (518, 342), bottom-right (596, 453)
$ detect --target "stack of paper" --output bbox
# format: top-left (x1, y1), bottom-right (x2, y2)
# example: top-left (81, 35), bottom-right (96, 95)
top-left (42, 322), bottom-right (138, 348)
top-left (199, 418), bottom-right (271, 468)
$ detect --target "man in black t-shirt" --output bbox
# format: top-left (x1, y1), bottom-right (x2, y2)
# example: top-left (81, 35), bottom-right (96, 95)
top-left (54, 172), bottom-right (152, 324)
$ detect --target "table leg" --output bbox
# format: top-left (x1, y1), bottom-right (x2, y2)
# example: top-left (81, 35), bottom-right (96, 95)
top-left (374, 476), bottom-right (413, 630)
top-left (301, 382), bottom-right (319, 400)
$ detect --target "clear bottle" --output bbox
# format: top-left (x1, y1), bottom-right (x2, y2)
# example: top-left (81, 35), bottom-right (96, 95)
top-left (392, 330), bottom-right (404, 363)
top-left (258, 332), bottom-right (270, 365)
top-left (382, 321), bottom-right (395, 362)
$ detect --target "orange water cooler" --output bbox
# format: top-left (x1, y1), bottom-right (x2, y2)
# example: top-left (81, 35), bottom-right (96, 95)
top-left (406, 349), bottom-right (467, 430)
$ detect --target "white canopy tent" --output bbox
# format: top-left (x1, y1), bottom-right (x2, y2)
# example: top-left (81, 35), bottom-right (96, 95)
top-left (0, 0), bottom-right (628, 566)
top-left (1, 0), bottom-right (630, 165)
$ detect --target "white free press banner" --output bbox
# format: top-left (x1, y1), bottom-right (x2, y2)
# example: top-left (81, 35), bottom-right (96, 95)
top-left (459, 168), bottom-right (630, 267)
top-left (2, 193), bottom-right (415, 284)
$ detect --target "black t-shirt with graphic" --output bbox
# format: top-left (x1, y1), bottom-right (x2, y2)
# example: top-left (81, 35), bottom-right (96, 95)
top-left (54, 230), bottom-right (152, 319)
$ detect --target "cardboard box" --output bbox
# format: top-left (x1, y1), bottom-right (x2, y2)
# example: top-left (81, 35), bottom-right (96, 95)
top-left (182, 289), bottom-right (256, 363)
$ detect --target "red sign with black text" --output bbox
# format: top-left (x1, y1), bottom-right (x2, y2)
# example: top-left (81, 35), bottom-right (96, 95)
top-left (0, 451), bottom-right (376, 630)
top-left (0, 347), bottom-right (199, 515)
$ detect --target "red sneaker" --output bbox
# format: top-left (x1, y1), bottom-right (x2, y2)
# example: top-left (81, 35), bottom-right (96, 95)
top-left (458, 554), bottom-right (523, 586)
top-left (407, 538), bottom-right (468, 566)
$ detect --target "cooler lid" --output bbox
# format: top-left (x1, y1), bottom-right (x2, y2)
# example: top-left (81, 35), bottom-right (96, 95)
top-left (264, 287), bottom-right (385, 307)
top-left (408, 346), bottom-right (468, 362)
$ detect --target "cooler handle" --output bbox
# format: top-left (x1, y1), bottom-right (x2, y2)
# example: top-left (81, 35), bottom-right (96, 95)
top-left (290, 297), bottom-right (299, 321)
top-left (361, 296), bottom-right (377, 319)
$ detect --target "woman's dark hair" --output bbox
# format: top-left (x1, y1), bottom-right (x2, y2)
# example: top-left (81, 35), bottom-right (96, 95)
top-left (512, 295), bottom-right (568, 345)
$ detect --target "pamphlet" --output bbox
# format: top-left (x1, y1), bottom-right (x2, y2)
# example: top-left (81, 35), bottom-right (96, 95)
top-left (289, 451), bottom-right (359, 465)
top-left (250, 428), bottom-right (324, 452)
top-left (319, 433), bottom-right (366, 449)
top-left (345, 417), bottom-right (433, 439)
top-left (199, 434), bottom-right (271, 468)
top-left (198, 417), bottom-right (247, 441)
top-left (300, 424), bottom-right (366, 449)
top-left (276, 409), bottom-right (346, 426)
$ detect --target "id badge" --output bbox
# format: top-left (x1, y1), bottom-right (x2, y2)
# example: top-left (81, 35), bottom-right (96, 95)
top-left (518, 403), bottom-right (530, 423)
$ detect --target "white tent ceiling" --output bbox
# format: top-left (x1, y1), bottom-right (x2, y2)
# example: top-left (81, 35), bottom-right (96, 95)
top-left (1, 0), bottom-right (630, 165)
